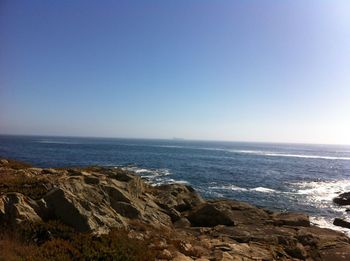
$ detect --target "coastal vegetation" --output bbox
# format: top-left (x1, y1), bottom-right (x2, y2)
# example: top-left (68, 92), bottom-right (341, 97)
top-left (0, 221), bottom-right (156, 260)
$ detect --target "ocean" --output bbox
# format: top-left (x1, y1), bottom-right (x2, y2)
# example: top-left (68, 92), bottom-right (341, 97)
top-left (1, 135), bottom-right (350, 234)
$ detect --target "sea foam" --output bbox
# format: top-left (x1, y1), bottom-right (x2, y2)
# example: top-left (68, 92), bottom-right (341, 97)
top-left (209, 184), bottom-right (279, 194)
top-left (120, 165), bottom-right (189, 186)
top-left (228, 150), bottom-right (350, 160)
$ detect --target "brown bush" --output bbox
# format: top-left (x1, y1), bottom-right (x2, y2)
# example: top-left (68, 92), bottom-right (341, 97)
top-left (15, 221), bottom-right (76, 244)
top-left (1, 159), bottom-right (32, 169)
top-left (0, 171), bottom-right (52, 200)
top-left (71, 229), bottom-right (156, 261)
top-left (0, 236), bottom-right (37, 261)
top-left (0, 221), bottom-right (157, 261)
top-left (30, 239), bottom-right (80, 261)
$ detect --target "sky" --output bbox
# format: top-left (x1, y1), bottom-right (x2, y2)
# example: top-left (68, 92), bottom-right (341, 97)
top-left (1, 1), bottom-right (350, 145)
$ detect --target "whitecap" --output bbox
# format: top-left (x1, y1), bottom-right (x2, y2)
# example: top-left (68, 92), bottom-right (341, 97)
top-left (228, 150), bottom-right (350, 161)
top-left (209, 184), bottom-right (279, 194)
top-left (209, 184), bottom-right (248, 192)
top-left (310, 216), bottom-right (350, 236)
top-left (149, 178), bottom-right (189, 186)
top-left (288, 180), bottom-right (350, 216)
top-left (250, 187), bottom-right (277, 193)
top-left (120, 165), bottom-right (188, 186)
top-left (291, 180), bottom-right (350, 202)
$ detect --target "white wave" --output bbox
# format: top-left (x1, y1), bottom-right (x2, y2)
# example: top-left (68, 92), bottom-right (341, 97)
top-left (209, 185), bottom-right (248, 192)
top-left (122, 167), bottom-right (151, 174)
top-left (228, 150), bottom-right (350, 160)
top-left (310, 216), bottom-right (350, 236)
top-left (251, 187), bottom-right (277, 193)
top-left (288, 179), bottom-right (350, 225)
top-left (121, 166), bottom-right (170, 177)
top-left (120, 165), bottom-right (189, 186)
top-left (283, 180), bottom-right (350, 236)
top-left (291, 180), bottom-right (350, 204)
top-left (209, 184), bottom-right (279, 194)
top-left (151, 179), bottom-right (189, 186)
top-left (265, 153), bottom-right (350, 160)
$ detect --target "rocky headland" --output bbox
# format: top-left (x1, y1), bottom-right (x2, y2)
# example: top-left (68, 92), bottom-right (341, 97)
top-left (1, 158), bottom-right (350, 261)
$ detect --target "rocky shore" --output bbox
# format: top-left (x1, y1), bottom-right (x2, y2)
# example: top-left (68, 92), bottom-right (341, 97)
top-left (1, 158), bottom-right (350, 261)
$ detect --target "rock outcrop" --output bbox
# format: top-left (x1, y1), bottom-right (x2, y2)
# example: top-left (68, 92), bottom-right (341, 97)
top-left (333, 192), bottom-right (350, 206)
top-left (0, 192), bottom-right (42, 224)
top-left (1, 158), bottom-right (350, 260)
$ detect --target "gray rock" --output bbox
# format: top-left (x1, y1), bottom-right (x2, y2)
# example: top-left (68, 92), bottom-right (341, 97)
top-left (272, 212), bottom-right (310, 227)
top-left (153, 184), bottom-right (204, 212)
top-left (0, 192), bottom-right (42, 224)
top-left (188, 203), bottom-right (235, 227)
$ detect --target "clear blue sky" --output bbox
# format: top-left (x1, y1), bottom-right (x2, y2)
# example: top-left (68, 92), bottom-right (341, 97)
top-left (1, 1), bottom-right (350, 144)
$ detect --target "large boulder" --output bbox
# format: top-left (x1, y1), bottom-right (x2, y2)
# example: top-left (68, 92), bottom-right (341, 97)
top-left (188, 199), bottom-right (270, 228)
top-left (41, 173), bottom-right (137, 232)
top-left (0, 192), bottom-right (42, 224)
top-left (188, 203), bottom-right (236, 227)
top-left (153, 184), bottom-right (204, 212)
top-left (44, 187), bottom-right (126, 232)
top-left (150, 183), bottom-right (205, 223)
top-left (333, 192), bottom-right (350, 206)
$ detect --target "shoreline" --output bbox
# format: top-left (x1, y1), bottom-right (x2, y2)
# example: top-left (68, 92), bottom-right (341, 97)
top-left (120, 164), bottom-right (350, 237)
top-left (1, 158), bottom-right (350, 260)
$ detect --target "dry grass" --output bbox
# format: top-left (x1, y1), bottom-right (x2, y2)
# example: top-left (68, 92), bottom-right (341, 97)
top-left (0, 236), bottom-right (37, 261)
top-left (0, 172), bottom-right (52, 200)
top-left (0, 221), bottom-right (157, 261)
top-left (0, 159), bottom-right (32, 169)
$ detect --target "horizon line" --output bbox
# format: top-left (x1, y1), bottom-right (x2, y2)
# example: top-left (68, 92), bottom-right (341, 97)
top-left (0, 133), bottom-right (349, 147)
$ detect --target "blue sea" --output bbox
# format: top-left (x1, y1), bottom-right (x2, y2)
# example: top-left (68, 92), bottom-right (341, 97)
top-left (1, 135), bottom-right (350, 233)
